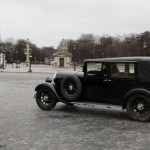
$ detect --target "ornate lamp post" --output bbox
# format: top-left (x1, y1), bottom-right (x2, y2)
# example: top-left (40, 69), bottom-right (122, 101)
top-left (2, 50), bottom-right (6, 69)
top-left (73, 43), bottom-right (76, 71)
top-left (28, 55), bottom-right (32, 72)
top-left (28, 45), bottom-right (32, 72)
top-left (143, 41), bottom-right (147, 56)
top-left (15, 49), bottom-right (18, 68)
top-left (26, 39), bottom-right (30, 66)
top-left (137, 32), bottom-right (150, 56)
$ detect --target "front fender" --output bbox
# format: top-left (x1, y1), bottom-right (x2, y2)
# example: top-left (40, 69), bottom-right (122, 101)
top-left (35, 83), bottom-right (71, 104)
top-left (122, 88), bottom-right (150, 109)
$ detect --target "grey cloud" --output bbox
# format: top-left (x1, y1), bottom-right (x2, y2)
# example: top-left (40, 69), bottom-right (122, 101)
top-left (0, 0), bottom-right (150, 47)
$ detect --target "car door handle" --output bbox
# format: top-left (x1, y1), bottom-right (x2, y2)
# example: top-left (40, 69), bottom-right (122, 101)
top-left (103, 79), bottom-right (107, 82)
top-left (103, 79), bottom-right (111, 82)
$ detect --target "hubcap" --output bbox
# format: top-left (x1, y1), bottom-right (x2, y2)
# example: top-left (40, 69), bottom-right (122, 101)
top-left (137, 103), bottom-right (144, 111)
top-left (41, 92), bottom-right (52, 105)
top-left (43, 95), bottom-right (49, 102)
top-left (64, 81), bottom-right (77, 95)
top-left (69, 85), bottom-right (73, 91)
top-left (131, 97), bottom-right (150, 116)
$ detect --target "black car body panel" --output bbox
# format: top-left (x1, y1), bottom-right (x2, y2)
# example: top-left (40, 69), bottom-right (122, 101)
top-left (35, 57), bottom-right (150, 121)
top-left (36, 57), bottom-right (150, 106)
top-left (35, 83), bottom-right (61, 100)
top-left (55, 71), bottom-right (84, 79)
top-left (35, 82), bottom-right (72, 104)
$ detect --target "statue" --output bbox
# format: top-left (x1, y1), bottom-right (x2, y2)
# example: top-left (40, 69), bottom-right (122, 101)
top-left (57, 39), bottom-right (68, 52)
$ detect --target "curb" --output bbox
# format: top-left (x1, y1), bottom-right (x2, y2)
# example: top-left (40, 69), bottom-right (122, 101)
top-left (0, 71), bottom-right (55, 74)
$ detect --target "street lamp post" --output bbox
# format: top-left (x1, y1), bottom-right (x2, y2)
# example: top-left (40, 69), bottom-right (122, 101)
top-left (73, 43), bottom-right (76, 71)
top-left (16, 50), bottom-right (18, 68)
top-left (28, 55), bottom-right (32, 72)
top-left (26, 39), bottom-right (30, 66)
top-left (137, 32), bottom-right (150, 56)
top-left (143, 41), bottom-right (147, 56)
top-left (2, 50), bottom-right (5, 69)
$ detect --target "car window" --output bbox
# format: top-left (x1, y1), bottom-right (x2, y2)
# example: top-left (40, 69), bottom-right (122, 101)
top-left (86, 62), bottom-right (107, 77)
top-left (111, 63), bottom-right (135, 77)
top-left (87, 62), bottom-right (102, 73)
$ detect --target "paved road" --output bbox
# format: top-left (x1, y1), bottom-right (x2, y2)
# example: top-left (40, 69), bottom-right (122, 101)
top-left (0, 72), bottom-right (150, 150)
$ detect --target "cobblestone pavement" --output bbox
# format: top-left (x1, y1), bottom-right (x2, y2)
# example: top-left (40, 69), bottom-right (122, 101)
top-left (0, 72), bottom-right (150, 150)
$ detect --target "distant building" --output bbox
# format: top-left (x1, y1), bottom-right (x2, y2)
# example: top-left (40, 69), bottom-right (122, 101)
top-left (44, 57), bottom-right (50, 65)
top-left (0, 54), bottom-right (2, 66)
top-left (0, 53), bottom-right (6, 68)
top-left (53, 39), bottom-right (72, 67)
top-left (44, 57), bottom-right (54, 65)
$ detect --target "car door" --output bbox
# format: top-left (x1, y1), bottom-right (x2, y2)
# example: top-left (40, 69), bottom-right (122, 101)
top-left (105, 62), bottom-right (136, 104)
top-left (85, 62), bottom-right (111, 103)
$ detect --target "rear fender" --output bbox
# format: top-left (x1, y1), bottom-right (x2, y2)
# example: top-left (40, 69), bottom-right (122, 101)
top-left (122, 88), bottom-right (150, 109)
top-left (35, 83), bottom-right (71, 104)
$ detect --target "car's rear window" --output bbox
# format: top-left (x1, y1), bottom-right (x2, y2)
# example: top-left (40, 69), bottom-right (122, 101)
top-left (111, 63), bottom-right (135, 77)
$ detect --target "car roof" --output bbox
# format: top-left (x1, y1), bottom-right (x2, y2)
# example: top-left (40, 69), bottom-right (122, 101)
top-left (85, 57), bottom-right (150, 83)
top-left (84, 57), bottom-right (150, 63)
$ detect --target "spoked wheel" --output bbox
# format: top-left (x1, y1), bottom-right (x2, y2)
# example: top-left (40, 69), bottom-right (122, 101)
top-left (60, 76), bottom-right (82, 101)
top-left (36, 88), bottom-right (56, 111)
top-left (64, 80), bottom-right (77, 95)
top-left (126, 94), bottom-right (150, 122)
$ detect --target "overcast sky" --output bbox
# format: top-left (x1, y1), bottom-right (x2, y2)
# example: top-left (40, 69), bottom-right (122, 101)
top-left (0, 0), bottom-right (150, 48)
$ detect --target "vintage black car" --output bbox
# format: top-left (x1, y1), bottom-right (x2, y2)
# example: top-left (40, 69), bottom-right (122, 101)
top-left (35, 57), bottom-right (150, 122)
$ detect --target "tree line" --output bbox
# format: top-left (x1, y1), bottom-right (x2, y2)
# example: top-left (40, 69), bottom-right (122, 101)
top-left (0, 31), bottom-right (150, 64)
top-left (68, 31), bottom-right (150, 64)
top-left (0, 39), bottom-right (55, 64)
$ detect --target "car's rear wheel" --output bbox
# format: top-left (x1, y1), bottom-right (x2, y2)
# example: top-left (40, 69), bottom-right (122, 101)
top-left (60, 76), bottom-right (82, 101)
top-left (36, 88), bottom-right (56, 111)
top-left (126, 94), bottom-right (150, 122)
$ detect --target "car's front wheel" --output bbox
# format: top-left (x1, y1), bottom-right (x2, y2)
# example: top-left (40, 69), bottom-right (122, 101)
top-left (126, 94), bottom-right (150, 122)
top-left (36, 88), bottom-right (57, 111)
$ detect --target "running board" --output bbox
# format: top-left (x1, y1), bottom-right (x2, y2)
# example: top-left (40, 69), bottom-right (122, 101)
top-left (70, 101), bottom-right (122, 110)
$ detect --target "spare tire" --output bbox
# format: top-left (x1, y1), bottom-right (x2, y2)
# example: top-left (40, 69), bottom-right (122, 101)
top-left (60, 76), bottom-right (82, 101)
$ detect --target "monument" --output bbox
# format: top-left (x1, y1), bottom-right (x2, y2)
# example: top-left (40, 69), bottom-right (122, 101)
top-left (53, 39), bottom-right (72, 67)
